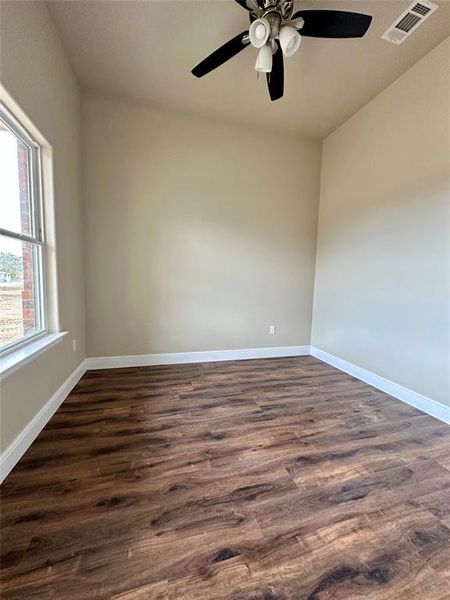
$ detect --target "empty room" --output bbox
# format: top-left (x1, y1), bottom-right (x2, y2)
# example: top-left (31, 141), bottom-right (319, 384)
top-left (0, 0), bottom-right (449, 598)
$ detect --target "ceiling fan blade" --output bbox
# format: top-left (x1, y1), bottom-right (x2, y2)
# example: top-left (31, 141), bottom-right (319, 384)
top-left (266, 42), bottom-right (284, 101)
top-left (293, 10), bottom-right (372, 38)
top-left (234, 0), bottom-right (262, 19)
top-left (192, 31), bottom-right (249, 78)
top-left (233, 0), bottom-right (250, 10)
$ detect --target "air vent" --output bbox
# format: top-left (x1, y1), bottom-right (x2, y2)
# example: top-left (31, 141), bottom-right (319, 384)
top-left (382, 0), bottom-right (438, 45)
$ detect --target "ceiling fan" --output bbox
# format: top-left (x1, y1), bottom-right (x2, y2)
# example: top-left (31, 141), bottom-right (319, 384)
top-left (192, 0), bottom-right (372, 101)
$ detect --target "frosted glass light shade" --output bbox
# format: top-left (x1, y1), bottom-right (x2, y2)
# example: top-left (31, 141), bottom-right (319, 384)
top-left (249, 18), bottom-right (271, 48)
top-left (255, 45), bottom-right (273, 73)
top-left (279, 26), bottom-right (301, 57)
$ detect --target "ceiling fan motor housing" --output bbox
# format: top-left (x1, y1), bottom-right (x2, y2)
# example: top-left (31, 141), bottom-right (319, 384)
top-left (264, 11), bottom-right (282, 40)
top-left (249, 0), bottom-right (301, 54)
top-left (261, 0), bottom-right (294, 19)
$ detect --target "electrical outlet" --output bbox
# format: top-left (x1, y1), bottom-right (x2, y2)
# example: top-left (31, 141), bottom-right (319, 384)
top-left (268, 325), bottom-right (276, 335)
top-left (72, 339), bottom-right (77, 352)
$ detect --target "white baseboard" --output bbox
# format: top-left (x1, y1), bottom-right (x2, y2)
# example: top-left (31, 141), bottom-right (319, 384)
top-left (4, 345), bottom-right (446, 484)
top-left (86, 345), bottom-right (311, 370)
top-left (0, 359), bottom-right (87, 483)
top-left (310, 346), bottom-right (450, 425)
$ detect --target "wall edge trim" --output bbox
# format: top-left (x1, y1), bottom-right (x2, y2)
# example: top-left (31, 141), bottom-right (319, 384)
top-left (310, 346), bottom-right (449, 425)
top-left (4, 345), bottom-right (447, 484)
top-left (0, 360), bottom-right (87, 483)
top-left (85, 345), bottom-right (311, 370)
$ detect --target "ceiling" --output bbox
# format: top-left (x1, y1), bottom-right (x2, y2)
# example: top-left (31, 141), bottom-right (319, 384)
top-left (47, 0), bottom-right (450, 138)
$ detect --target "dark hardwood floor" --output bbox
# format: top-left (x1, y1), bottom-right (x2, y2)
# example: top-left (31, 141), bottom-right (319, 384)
top-left (1, 356), bottom-right (450, 599)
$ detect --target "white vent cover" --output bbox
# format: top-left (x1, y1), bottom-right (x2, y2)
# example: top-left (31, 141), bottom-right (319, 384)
top-left (382, 0), bottom-right (438, 45)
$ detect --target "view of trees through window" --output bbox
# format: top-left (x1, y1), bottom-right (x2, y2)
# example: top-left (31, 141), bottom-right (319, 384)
top-left (0, 249), bottom-right (24, 346)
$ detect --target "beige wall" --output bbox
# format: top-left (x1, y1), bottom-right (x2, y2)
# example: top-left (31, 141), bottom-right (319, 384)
top-left (82, 93), bottom-right (321, 357)
top-left (312, 38), bottom-right (450, 406)
top-left (0, 1), bottom-right (86, 451)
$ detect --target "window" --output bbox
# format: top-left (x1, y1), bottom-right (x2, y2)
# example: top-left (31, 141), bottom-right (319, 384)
top-left (0, 104), bottom-right (46, 355)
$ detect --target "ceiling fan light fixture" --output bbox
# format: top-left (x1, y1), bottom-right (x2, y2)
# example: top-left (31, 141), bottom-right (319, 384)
top-left (255, 44), bottom-right (273, 73)
top-left (249, 18), bottom-right (271, 48)
top-left (279, 26), bottom-right (301, 57)
top-left (192, 1), bottom-right (373, 102)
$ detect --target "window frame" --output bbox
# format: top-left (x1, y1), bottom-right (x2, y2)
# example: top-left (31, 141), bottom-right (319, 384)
top-left (0, 102), bottom-right (48, 357)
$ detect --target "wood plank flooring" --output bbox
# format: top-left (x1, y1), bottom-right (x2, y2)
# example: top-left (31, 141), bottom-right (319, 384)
top-left (1, 356), bottom-right (450, 599)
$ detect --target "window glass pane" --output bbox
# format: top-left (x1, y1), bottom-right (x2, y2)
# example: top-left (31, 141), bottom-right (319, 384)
top-left (0, 120), bottom-right (33, 237)
top-left (0, 235), bottom-right (43, 350)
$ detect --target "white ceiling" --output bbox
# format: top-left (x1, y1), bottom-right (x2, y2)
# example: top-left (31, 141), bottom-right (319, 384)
top-left (47, 0), bottom-right (450, 138)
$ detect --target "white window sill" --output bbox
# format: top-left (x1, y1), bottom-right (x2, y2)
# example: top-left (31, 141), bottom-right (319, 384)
top-left (0, 332), bottom-right (68, 381)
